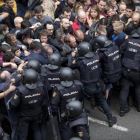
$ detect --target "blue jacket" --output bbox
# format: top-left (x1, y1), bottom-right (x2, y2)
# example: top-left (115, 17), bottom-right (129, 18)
top-left (24, 52), bottom-right (47, 65)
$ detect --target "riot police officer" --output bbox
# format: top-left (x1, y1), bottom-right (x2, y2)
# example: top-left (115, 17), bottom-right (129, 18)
top-left (96, 35), bottom-right (122, 84)
top-left (96, 35), bottom-right (122, 104)
top-left (26, 59), bottom-right (50, 91)
top-left (10, 69), bottom-right (48, 140)
top-left (0, 127), bottom-right (10, 140)
top-left (68, 42), bottom-right (117, 127)
top-left (66, 100), bottom-right (90, 140)
top-left (119, 32), bottom-right (140, 116)
top-left (44, 53), bottom-right (61, 90)
top-left (51, 67), bottom-right (83, 140)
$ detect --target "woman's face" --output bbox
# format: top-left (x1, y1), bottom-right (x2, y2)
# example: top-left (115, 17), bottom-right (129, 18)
top-left (78, 6), bottom-right (84, 11)
top-left (90, 9), bottom-right (98, 18)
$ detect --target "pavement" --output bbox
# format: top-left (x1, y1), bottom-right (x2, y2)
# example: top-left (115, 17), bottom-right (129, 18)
top-left (47, 89), bottom-right (140, 140)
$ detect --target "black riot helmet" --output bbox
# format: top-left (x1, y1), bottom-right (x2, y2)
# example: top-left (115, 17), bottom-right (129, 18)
top-left (27, 60), bottom-right (41, 73)
top-left (78, 42), bottom-right (92, 57)
top-left (0, 127), bottom-right (4, 140)
top-left (23, 69), bottom-right (38, 89)
top-left (95, 35), bottom-right (112, 48)
top-left (60, 67), bottom-right (74, 87)
top-left (70, 137), bottom-right (82, 140)
top-left (47, 53), bottom-right (61, 70)
top-left (66, 100), bottom-right (83, 119)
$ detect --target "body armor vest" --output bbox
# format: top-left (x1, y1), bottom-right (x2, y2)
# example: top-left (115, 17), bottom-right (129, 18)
top-left (56, 80), bottom-right (83, 114)
top-left (80, 53), bottom-right (101, 84)
top-left (17, 82), bottom-right (45, 117)
top-left (123, 38), bottom-right (140, 71)
top-left (46, 68), bottom-right (60, 88)
top-left (100, 44), bottom-right (122, 75)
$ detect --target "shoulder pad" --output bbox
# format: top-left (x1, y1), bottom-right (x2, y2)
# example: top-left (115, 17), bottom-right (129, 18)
top-left (17, 85), bottom-right (27, 93)
top-left (56, 84), bottom-right (64, 91)
top-left (74, 80), bottom-right (83, 87)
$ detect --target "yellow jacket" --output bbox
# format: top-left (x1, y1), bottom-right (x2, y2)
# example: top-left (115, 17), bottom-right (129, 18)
top-left (0, 0), bottom-right (17, 15)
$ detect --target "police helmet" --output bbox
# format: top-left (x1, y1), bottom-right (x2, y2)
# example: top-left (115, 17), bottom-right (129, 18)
top-left (47, 53), bottom-right (61, 70)
top-left (70, 137), bottom-right (82, 140)
top-left (60, 67), bottom-right (74, 87)
top-left (0, 127), bottom-right (4, 140)
top-left (27, 60), bottom-right (41, 73)
top-left (23, 69), bottom-right (38, 89)
top-left (66, 100), bottom-right (83, 119)
top-left (78, 42), bottom-right (92, 57)
top-left (95, 35), bottom-right (112, 48)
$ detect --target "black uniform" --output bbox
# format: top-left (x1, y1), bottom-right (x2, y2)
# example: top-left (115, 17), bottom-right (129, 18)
top-left (98, 43), bottom-right (122, 83)
top-left (44, 67), bottom-right (61, 89)
top-left (51, 80), bottom-right (83, 140)
top-left (119, 35), bottom-right (140, 114)
top-left (10, 81), bottom-right (47, 140)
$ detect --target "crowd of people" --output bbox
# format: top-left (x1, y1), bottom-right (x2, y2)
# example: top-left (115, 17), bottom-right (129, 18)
top-left (0, 0), bottom-right (140, 140)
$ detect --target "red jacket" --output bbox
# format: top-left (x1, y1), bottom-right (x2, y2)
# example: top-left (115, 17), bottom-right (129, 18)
top-left (72, 18), bottom-right (88, 34)
top-left (72, 18), bottom-right (81, 34)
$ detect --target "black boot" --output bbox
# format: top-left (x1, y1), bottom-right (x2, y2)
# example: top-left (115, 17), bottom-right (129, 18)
top-left (119, 106), bottom-right (130, 117)
top-left (90, 97), bottom-right (97, 109)
top-left (134, 102), bottom-right (140, 112)
top-left (107, 115), bottom-right (117, 127)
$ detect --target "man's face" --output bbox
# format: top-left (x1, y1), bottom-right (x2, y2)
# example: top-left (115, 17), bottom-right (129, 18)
top-left (35, 12), bottom-right (44, 21)
top-left (118, 5), bottom-right (126, 14)
top-left (69, 37), bottom-right (76, 48)
top-left (63, 11), bottom-right (71, 20)
top-left (15, 19), bottom-right (23, 29)
top-left (61, 19), bottom-right (70, 30)
top-left (6, 0), bottom-right (14, 9)
top-left (97, 1), bottom-right (106, 12)
top-left (78, 14), bottom-right (86, 24)
top-left (46, 24), bottom-right (54, 36)
top-left (3, 27), bottom-right (9, 35)
top-left (75, 34), bottom-right (84, 43)
top-left (10, 36), bottom-right (16, 45)
top-left (111, 0), bottom-right (117, 7)
top-left (126, 9), bottom-right (133, 18)
top-left (107, 8), bottom-right (114, 17)
top-left (15, 49), bottom-right (21, 57)
top-left (40, 35), bottom-right (48, 43)
top-left (68, 0), bottom-right (76, 6)
top-left (132, 17), bottom-right (140, 27)
top-left (85, 0), bottom-right (91, 6)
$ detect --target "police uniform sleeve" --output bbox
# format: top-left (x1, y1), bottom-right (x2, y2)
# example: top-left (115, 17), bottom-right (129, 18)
top-left (10, 90), bottom-right (20, 107)
top-left (120, 39), bottom-right (128, 54)
top-left (75, 125), bottom-right (90, 140)
top-left (68, 55), bottom-right (81, 69)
